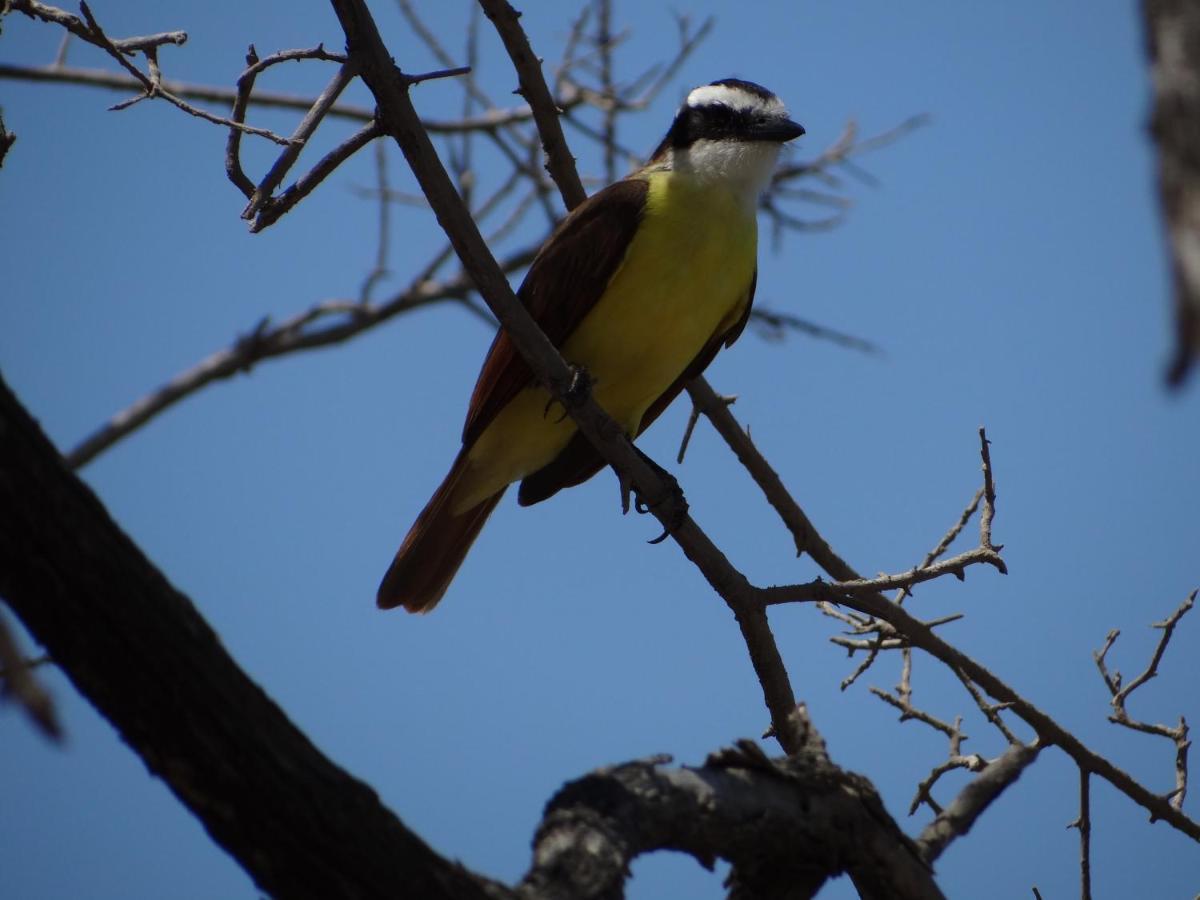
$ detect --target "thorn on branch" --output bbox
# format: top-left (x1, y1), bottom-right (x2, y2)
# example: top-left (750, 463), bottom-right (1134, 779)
top-left (1066, 768), bottom-right (1092, 900)
top-left (676, 390), bottom-right (735, 464)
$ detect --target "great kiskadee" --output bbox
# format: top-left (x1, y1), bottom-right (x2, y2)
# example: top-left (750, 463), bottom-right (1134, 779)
top-left (378, 78), bottom-right (804, 612)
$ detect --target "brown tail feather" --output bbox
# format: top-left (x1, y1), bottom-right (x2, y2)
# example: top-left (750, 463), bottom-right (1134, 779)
top-left (377, 449), bottom-right (505, 613)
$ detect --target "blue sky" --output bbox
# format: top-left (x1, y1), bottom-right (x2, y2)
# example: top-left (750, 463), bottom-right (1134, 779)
top-left (2, 1), bottom-right (1197, 898)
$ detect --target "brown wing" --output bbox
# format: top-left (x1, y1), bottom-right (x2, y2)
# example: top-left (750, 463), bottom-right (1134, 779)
top-left (461, 178), bottom-right (648, 446)
top-left (516, 269), bottom-right (758, 506)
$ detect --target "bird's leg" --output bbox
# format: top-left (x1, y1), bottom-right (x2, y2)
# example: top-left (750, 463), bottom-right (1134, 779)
top-left (619, 445), bottom-right (689, 544)
top-left (543, 364), bottom-right (594, 424)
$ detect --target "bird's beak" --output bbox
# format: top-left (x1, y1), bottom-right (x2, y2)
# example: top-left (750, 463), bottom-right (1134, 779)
top-left (751, 117), bottom-right (805, 143)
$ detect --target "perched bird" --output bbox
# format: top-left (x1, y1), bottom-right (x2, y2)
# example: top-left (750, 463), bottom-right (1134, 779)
top-left (378, 78), bottom-right (804, 612)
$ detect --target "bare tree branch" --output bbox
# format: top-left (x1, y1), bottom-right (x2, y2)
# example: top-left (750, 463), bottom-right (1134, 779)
top-left (240, 61), bottom-right (359, 217)
top-left (0, 61), bottom-right (563, 131)
top-left (64, 244), bottom-right (538, 469)
top-left (0, 373), bottom-right (509, 900)
top-left (1066, 768), bottom-right (1093, 900)
top-left (688, 381), bottom-right (1200, 841)
top-left (1094, 592), bottom-right (1195, 810)
top-left (64, 1), bottom-right (293, 145)
top-left (523, 741), bottom-right (944, 900)
top-left (917, 742), bottom-right (1041, 864)
top-left (477, 0), bottom-right (587, 210)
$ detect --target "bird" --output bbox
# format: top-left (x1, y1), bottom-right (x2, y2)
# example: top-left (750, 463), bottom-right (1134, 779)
top-left (378, 78), bottom-right (804, 612)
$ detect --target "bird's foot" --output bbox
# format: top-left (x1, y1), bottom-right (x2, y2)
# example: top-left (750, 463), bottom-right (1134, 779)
top-left (543, 364), bottom-right (593, 424)
top-left (618, 446), bottom-right (688, 544)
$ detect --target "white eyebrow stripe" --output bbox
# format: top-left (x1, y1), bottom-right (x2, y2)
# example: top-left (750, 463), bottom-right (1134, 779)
top-left (685, 84), bottom-right (787, 117)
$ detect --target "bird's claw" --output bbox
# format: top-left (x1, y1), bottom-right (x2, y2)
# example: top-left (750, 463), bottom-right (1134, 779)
top-left (543, 364), bottom-right (594, 424)
top-left (617, 446), bottom-right (688, 543)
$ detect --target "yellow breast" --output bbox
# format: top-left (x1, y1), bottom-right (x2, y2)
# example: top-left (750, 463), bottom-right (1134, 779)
top-left (456, 170), bottom-right (758, 511)
top-left (563, 171), bottom-right (757, 424)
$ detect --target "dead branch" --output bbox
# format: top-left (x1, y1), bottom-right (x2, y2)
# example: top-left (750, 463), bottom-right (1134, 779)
top-left (1066, 769), bottom-right (1093, 900)
top-left (523, 741), bottom-right (944, 900)
top-left (477, 0), bottom-right (587, 210)
top-left (239, 61), bottom-right (359, 216)
top-left (0, 61), bottom-right (561, 131)
top-left (0, 374), bottom-right (508, 900)
top-left (1093, 592), bottom-right (1195, 810)
top-left (687, 382), bottom-right (1200, 842)
top-left (916, 742), bottom-right (1041, 864)
top-left (64, 243), bottom-right (539, 469)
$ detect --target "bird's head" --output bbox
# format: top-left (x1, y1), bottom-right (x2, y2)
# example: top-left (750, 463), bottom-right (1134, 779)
top-left (649, 78), bottom-right (804, 197)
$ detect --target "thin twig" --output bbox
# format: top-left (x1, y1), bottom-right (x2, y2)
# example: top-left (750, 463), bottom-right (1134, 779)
top-left (1093, 591), bottom-right (1195, 811)
top-left (0, 64), bottom-right (551, 132)
top-left (978, 427), bottom-right (1000, 551)
top-left (596, 0), bottom-right (617, 184)
top-left (72, 2), bottom-right (292, 144)
top-left (760, 545), bottom-right (1007, 607)
top-left (477, 0), bottom-right (588, 210)
top-left (242, 62), bottom-right (359, 219)
top-left (871, 687), bottom-right (963, 743)
top-left (250, 119), bottom-right (383, 232)
top-left (65, 243), bottom-right (540, 469)
top-left (690, 386), bottom-right (1199, 839)
top-left (224, 45), bottom-right (260, 199)
top-left (896, 488), bottom-right (984, 605)
top-left (749, 307), bottom-right (881, 355)
top-left (1067, 769), bottom-right (1093, 900)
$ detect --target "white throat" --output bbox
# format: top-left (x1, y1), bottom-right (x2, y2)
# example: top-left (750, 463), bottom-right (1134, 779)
top-left (666, 139), bottom-right (781, 211)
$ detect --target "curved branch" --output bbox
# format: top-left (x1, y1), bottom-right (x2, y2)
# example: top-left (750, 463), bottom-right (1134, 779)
top-left (523, 742), bottom-right (944, 900)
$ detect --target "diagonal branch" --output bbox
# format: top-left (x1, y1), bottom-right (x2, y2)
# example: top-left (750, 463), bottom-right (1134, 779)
top-left (64, 244), bottom-right (539, 469)
top-left (916, 742), bottom-right (1041, 863)
top-left (328, 0), bottom-right (815, 755)
top-left (0, 373), bottom-right (506, 900)
top-left (477, 0), bottom-right (587, 210)
top-left (688, 382), bottom-right (1200, 841)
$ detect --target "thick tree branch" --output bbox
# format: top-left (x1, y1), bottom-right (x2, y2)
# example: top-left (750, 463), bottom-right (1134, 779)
top-left (0, 372), bottom-right (505, 900)
top-left (522, 741), bottom-right (944, 900)
top-left (1, 371), bottom-right (947, 900)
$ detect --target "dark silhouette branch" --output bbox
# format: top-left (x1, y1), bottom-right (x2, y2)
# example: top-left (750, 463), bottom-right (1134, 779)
top-left (523, 741), bottom-right (944, 900)
top-left (0, 372), bottom-right (506, 900)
